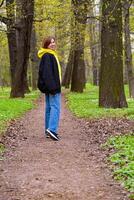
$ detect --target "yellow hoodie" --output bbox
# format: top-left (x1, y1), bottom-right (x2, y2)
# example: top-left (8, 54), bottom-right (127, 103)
top-left (38, 48), bottom-right (61, 82)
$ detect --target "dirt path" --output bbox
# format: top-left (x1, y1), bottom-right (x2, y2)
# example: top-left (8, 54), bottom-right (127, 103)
top-left (0, 94), bottom-right (130, 200)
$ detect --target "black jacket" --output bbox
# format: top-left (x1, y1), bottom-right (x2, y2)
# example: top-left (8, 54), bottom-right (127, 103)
top-left (38, 53), bottom-right (61, 94)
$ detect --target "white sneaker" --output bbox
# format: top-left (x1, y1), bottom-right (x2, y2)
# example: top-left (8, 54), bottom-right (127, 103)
top-left (46, 129), bottom-right (59, 141)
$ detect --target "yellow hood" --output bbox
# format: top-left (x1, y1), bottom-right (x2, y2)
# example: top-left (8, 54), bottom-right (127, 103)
top-left (37, 48), bottom-right (61, 82)
top-left (38, 48), bottom-right (58, 58)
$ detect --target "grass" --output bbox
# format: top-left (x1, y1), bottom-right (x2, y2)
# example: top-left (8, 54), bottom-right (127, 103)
top-left (66, 84), bottom-right (134, 119)
top-left (104, 135), bottom-right (134, 197)
top-left (66, 84), bottom-right (134, 198)
top-left (0, 87), bottom-right (40, 153)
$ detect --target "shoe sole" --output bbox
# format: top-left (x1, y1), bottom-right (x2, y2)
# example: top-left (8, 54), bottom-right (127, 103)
top-left (46, 129), bottom-right (59, 141)
top-left (45, 131), bottom-right (50, 138)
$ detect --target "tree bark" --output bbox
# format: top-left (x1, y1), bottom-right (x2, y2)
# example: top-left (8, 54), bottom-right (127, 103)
top-left (99, 0), bottom-right (128, 108)
top-left (62, 49), bottom-right (74, 88)
top-left (123, 0), bottom-right (134, 98)
top-left (6, 0), bottom-right (17, 96)
top-left (30, 25), bottom-right (39, 90)
top-left (62, 8), bottom-right (75, 88)
top-left (88, 2), bottom-right (101, 86)
top-left (11, 0), bottom-right (34, 97)
top-left (71, 0), bottom-right (89, 92)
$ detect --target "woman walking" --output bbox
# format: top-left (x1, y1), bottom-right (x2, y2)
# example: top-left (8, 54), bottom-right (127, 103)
top-left (37, 36), bottom-right (61, 141)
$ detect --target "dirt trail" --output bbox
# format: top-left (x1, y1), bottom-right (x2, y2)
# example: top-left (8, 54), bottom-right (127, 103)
top-left (0, 94), bottom-right (129, 200)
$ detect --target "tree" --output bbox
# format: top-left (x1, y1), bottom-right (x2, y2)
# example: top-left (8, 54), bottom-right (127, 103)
top-left (2, 0), bottom-right (34, 97)
top-left (30, 25), bottom-right (39, 90)
top-left (123, 0), bottom-right (134, 98)
top-left (10, 0), bottom-right (34, 97)
top-left (6, 0), bottom-right (17, 93)
top-left (71, 0), bottom-right (90, 92)
top-left (62, 14), bottom-right (75, 88)
top-left (99, 0), bottom-right (128, 108)
top-left (88, 1), bottom-right (101, 86)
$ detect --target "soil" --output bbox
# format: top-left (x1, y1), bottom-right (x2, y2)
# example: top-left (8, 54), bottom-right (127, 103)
top-left (0, 94), bottom-right (134, 200)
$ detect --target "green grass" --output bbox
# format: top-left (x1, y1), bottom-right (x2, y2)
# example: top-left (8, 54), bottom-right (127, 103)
top-left (66, 84), bottom-right (134, 119)
top-left (0, 87), bottom-right (40, 153)
top-left (104, 135), bottom-right (134, 196)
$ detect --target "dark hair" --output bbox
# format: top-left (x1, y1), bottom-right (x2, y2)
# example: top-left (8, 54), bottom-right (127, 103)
top-left (42, 36), bottom-right (55, 48)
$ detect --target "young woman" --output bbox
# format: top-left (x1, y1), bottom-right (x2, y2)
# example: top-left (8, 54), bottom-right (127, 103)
top-left (37, 36), bottom-right (61, 141)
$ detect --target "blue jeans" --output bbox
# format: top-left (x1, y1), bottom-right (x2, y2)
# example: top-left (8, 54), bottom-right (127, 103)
top-left (45, 93), bottom-right (61, 134)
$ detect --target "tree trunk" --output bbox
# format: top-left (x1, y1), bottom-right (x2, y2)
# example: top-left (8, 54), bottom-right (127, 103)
top-left (71, 47), bottom-right (86, 92)
top-left (62, 10), bottom-right (75, 88)
top-left (24, 76), bottom-right (30, 93)
top-left (123, 0), bottom-right (134, 98)
top-left (71, 0), bottom-right (88, 92)
top-left (90, 41), bottom-right (100, 85)
top-left (88, 2), bottom-right (101, 86)
top-left (30, 25), bottom-right (39, 90)
top-left (11, 0), bottom-right (34, 97)
top-left (6, 0), bottom-right (17, 96)
top-left (99, 0), bottom-right (127, 108)
top-left (62, 49), bottom-right (74, 88)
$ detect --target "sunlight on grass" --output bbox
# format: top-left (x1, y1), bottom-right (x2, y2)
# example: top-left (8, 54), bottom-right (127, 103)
top-left (66, 84), bottom-right (134, 119)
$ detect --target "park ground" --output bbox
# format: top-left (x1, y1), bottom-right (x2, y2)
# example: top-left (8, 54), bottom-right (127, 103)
top-left (0, 93), bottom-right (134, 200)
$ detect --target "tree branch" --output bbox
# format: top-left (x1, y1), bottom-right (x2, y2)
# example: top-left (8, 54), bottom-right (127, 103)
top-left (33, 17), bottom-right (51, 22)
top-left (0, 28), bottom-right (7, 32)
top-left (86, 15), bottom-right (101, 21)
top-left (0, 0), bottom-right (4, 7)
top-left (0, 15), bottom-right (10, 24)
top-left (122, 0), bottom-right (133, 9)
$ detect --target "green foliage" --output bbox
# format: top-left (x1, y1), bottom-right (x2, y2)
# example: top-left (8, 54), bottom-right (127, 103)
top-left (104, 135), bottom-right (134, 193)
top-left (0, 88), bottom-right (40, 134)
top-left (0, 32), bottom-right (10, 86)
top-left (35, 0), bottom-right (71, 44)
top-left (66, 84), bottom-right (134, 119)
